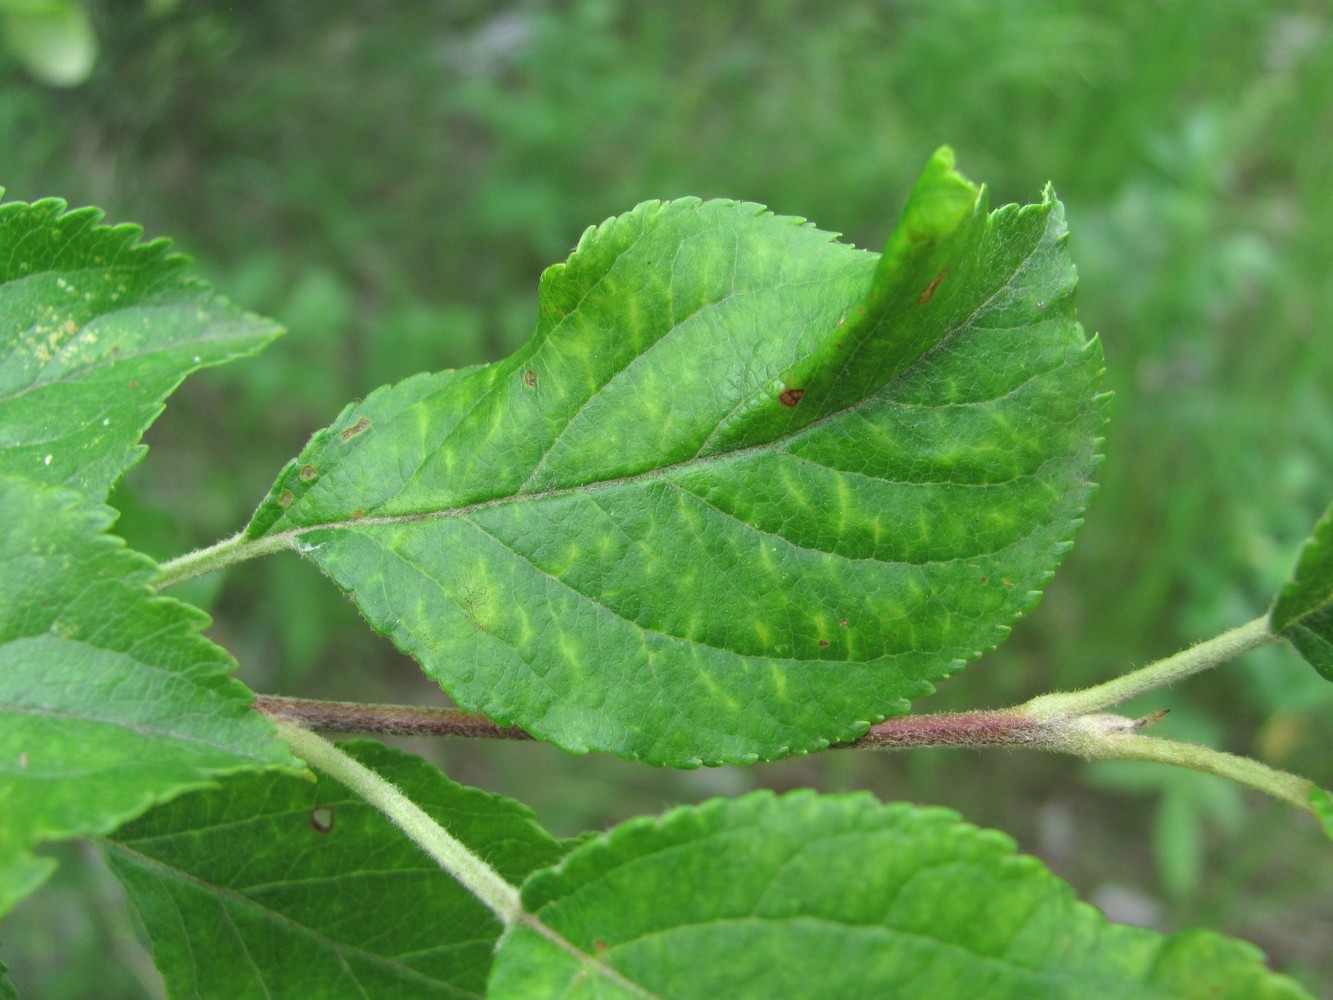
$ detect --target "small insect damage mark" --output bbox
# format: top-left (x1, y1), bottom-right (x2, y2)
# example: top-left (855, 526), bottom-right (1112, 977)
top-left (917, 269), bottom-right (948, 305)
top-left (310, 806), bottom-right (335, 834)
top-left (278, 490), bottom-right (295, 508)
top-left (339, 417), bottom-right (372, 442)
top-left (299, 464), bottom-right (318, 482)
top-left (522, 369), bottom-right (538, 388)
top-left (778, 388), bottom-right (805, 407)
top-left (839, 619), bottom-right (849, 628)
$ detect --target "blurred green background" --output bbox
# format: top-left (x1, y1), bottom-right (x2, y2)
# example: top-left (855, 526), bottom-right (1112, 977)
top-left (3, 1), bottom-right (1332, 996)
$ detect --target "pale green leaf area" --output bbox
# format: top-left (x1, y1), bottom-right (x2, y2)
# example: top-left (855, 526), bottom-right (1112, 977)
top-left (104, 740), bottom-right (571, 1000)
top-left (1270, 501), bottom-right (1333, 680)
top-left (0, 195), bottom-right (282, 501)
top-left (0, 475), bottom-right (297, 918)
top-left (490, 791), bottom-right (1308, 1000)
top-left (248, 150), bottom-right (1106, 765)
top-left (0, 0), bottom-right (95, 88)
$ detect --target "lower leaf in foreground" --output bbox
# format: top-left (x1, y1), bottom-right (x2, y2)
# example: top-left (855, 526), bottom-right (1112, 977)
top-left (103, 741), bottom-right (571, 999)
top-left (0, 475), bottom-right (296, 918)
top-left (490, 791), bottom-right (1307, 999)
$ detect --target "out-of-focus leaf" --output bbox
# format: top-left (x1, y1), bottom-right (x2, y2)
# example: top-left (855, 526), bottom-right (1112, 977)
top-left (0, 194), bottom-right (282, 500)
top-left (489, 791), bottom-right (1308, 999)
top-left (1271, 502), bottom-right (1333, 680)
top-left (0, 947), bottom-right (15, 999)
top-left (0, 0), bottom-right (95, 87)
top-left (0, 475), bottom-right (297, 918)
top-left (247, 149), bottom-right (1105, 766)
top-left (104, 741), bottom-right (571, 999)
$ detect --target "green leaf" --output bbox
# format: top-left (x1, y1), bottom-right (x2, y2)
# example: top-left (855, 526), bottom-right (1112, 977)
top-left (0, 948), bottom-right (14, 1000)
top-left (1270, 501), bottom-right (1333, 680)
top-left (1311, 786), bottom-right (1333, 840)
top-left (0, 195), bottom-right (282, 501)
top-left (0, 475), bottom-right (297, 917)
top-left (0, 0), bottom-right (95, 88)
top-left (103, 740), bottom-right (570, 999)
top-left (490, 791), bottom-right (1309, 999)
top-left (248, 149), bottom-right (1105, 765)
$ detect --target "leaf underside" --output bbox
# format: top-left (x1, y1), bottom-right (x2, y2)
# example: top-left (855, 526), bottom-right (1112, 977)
top-left (1270, 501), bottom-right (1333, 680)
top-left (248, 149), bottom-right (1106, 765)
top-left (0, 195), bottom-right (281, 500)
top-left (490, 791), bottom-right (1309, 1000)
top-left (104, 741), bottom-right (571, 1000)
top-left (0, 475), bottom-right (296, 918)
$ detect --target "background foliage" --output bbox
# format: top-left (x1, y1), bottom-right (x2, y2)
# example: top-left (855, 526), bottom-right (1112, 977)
top-left (2, 1), bottom-right (1330, 996)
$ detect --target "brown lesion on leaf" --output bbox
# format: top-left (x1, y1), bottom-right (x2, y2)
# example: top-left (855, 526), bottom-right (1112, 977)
top-left (818, 639), bottom-right (830, 648)
top-left (339, 416), bottom-right (372, 442)
top-left (350, 508), bottom-right (366, 519)
top-left (310, 806), bottom-right (335, 834)
top-left (299, 464), bottom-right (317, 482)
top-left (779, 387), bottom-right (805, 407)
top-left (278, 489), bottom-right (295, 508)
top-left (522, 369), bottom-right (538, 388)
top-left (917, 269), bottom-right (948, 305)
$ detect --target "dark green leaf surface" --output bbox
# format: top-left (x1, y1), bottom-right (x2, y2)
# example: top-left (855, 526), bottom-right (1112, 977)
top-left (0, 195), bottom-right (281, 500)
top-left (1270, 502), bottom-right (1333, 680)
top-left (249, 150), bottom-right (1105, 765)
top-left (104, 741), bottom-right (570, 1000)
top-left (0, 475), bottom-right (296, 917)
top-left (490, 791), bottom-right (1309, 1000)
top-left (0, 949), bottom-right (13, 1000)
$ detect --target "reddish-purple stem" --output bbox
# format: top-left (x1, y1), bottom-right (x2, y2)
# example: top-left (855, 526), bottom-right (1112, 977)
top-left (255, 696), bottom-right (1048, 750)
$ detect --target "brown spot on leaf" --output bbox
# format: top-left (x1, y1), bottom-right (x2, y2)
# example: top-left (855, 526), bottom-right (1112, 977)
top-left (310, 806), bottom-right (334, 834)
top-left (818, 639), bottom-right (830, 648)
top-left (350, 508), bottom-right (366, 520)
top-left (917, 269), bottom-right (948, 305)
top-left (522, 369), bottom-right (538, 388)
top-left (839, 619), bottom-right (849, 628)
top-left (593, 940), bottom-right (608, 953)
top-left (339, 417), bottom-right (372, 442)
top-left (779, 388), bottom-right (805, 407)
top-left (278, 490), bottom-right (294, 508)
top-left (299, 464), bottom-right (317, 482)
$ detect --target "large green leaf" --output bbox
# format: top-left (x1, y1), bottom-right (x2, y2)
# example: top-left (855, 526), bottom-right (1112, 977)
top-left (490, 791), bottom-right (1308, 999)
top-left (104, 740), bottom-right (571, 1000)
top-left (247, 149), bottom-right (1105, 765)
top-left (0, 194), bottom-right (281, 500)
top-left (1270, 501), bottom-right (1333, 680)
top-left (0, 475), bottom-right (297, 917)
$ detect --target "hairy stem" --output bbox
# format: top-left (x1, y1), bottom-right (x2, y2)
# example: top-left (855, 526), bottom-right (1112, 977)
top-left (273, 719), bottom-right (522, 925)
top-left (1064, 717), bottom-right (1318, 814)
top-left (155, 530), bottom-right (297, 589)
top-left (258, 695), bottom-right (533, 739)
top-left (1021, 615), bottom-right (1274, 718)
